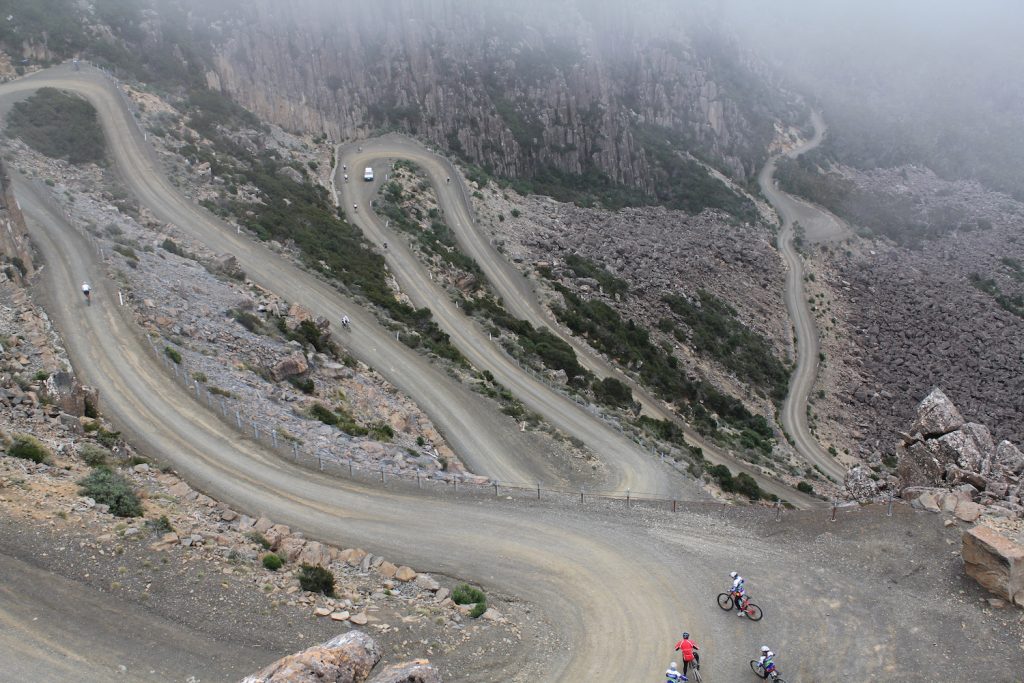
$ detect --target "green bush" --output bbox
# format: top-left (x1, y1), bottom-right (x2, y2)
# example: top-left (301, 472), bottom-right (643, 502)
top-left (7, 433), bottom-right (51, 463)
top-left (164, 346), bottom-right (182, 364)
top-left (591, 377), bottom-right (634, 408)
top-left (369, 422), bottom-right (394, 441)
top-left (246, 531), bottom-right (271, 549)
top-left (297, 564), bottom-right (335, 595)
top-left (78, 442), bottom-right (111, 467)
top-left (469, 602), bottom-right (488, 618)
top-left (33, 370), bottom-right (50, 381)
top-left (262, 553), bottom-right (283, 571)
top-left (78, 467), bottom-right (143, 517)
top-left (309, 403), bottom-right (340, 426)
top-left (5, 88), bottom-right (105, 164)
top-left (452, 583), bottom-right (486, 605)
top-left (797, 481), bottom-right (814, 494)
top-left (288, 376), bottom-right (315, 394)
top-left (96, 428), bottom-right (121, 449)
top-left (146, 515), bottom-right (174, 534)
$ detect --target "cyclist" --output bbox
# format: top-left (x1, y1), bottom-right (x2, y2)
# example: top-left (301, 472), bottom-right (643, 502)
top-left (756, 646), bottom-right (777, 679)
top-left (665, 661), bottom-right (687, 682)
top-left (81, 282), bottom-right (91, 303)
top-left (353, 203), bottom-right (358, 212)
top-left (730, 571), bottom-right (748, 616)
top-left (673, 632), bottom-right (700, 676)
top-left (341, 315), bottom-right (350, 329)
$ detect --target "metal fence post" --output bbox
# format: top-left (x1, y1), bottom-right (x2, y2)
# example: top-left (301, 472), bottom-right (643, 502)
top-left (454, 479), bottom-right (458, 494)
top-left (272, 430), bottom-right (278, 448)
top-left (830, 499), bottom-right (837, 522)
top-left (775, 501), bottom-right (782, 522)
top-left (493, 481), bottom-right (499, 497)
top-left (886, 489), bottom-right (894, 517)
top-left (417, 472), bottom-right (421, 489)
top-left (235, 411), bottom-right (242, 429)
top-left (380, 466), bottom-right (385, 483)
top-left (349, 459), bottom-right (353, 477)
top-left (253, 423), bottom-right (259, 441)
top-left (580, 486), bottom-right (584, 504)
top-left (537, 483), bottom-right (541, 500)
top-left (292, 443), bottom-right (299, 461)
top-left (626, 489), bottom-right (631, 509)
top-left (317, 455), bottom-right (323, 471)
top-left (672, 499), bottom-right (677, 513)
top-left (194, 382), bottom-right (201, 400)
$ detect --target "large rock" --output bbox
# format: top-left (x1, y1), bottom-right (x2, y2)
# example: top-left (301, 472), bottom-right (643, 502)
top-left (41, 372), bottom-right (96, 417)
top-left (271, 352), bottom-right (309, 381)
top-left (298, 541), bottom-right (330, 567)
top-left (212, 253), bottom-right (245, 280)
top-left (910, 388), bottom-right (964, 438)
top-left (995, 440), bottom-right (1024, 475)
top-left (933, 423), bottom-right (994, 472)
top-left (366, 662), bottom-right (441, 683)
top-left (241, 631), bottom-right (380, 683)
top-left (844, 465), bottom-right (879, 501)
top-left (897, 441), bottom-right (945, 488)
top-left (962, 525), bottom-right (1024, 607)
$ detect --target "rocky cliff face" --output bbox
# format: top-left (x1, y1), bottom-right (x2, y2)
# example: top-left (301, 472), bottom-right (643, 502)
top-left (190, 0), bottom-right (793, 194)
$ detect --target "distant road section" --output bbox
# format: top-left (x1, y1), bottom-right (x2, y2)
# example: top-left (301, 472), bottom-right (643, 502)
top-left (758, 112), bottom-right (848, 483)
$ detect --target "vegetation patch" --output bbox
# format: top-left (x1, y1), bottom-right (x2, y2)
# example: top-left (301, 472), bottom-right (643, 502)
top-left (706, 464), bottom-right (774, 501)
top-left (78, 442), bottom-right (112, 468)
top-left (662, 290), bottom-right (789, 401)
top-left (6, 433), bottom-right (51, 463)
top-left (297, 564), bottom-right (335, 596)
top-left (5, 88), bottom-right (105, 164)
top-left (553, 286), bottom-right (775, 454)
top-left (262, 553), bottom-right (284, 571)
top-left (564, 254), bottom-right (629, 297)
top-left (452, 583), bottom-right (487, 617)
top-left (969, 273), bottom-right (1024, 319)
top-left (78, 466), bottom-right (143, 517)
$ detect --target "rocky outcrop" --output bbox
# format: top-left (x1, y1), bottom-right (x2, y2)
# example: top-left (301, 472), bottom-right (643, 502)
top-left (843, 465), bottom-right (878, 501)
top-left (241, 631), bottom-right (380, 683)
top-left (270, 352), bottom-right (309, 381)
top-left (962, 525), bottom-right (1024, 607)
top-left (897, 390), bottom-right (1022, 519)
top-left (241, 632), bottom-right (441, 683)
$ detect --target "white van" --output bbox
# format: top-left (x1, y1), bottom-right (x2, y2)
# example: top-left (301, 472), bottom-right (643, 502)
top-left (363, 167), bottom-right (374, 182)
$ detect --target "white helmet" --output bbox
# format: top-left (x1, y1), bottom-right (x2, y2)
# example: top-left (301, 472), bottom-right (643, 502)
top-left (761, 645), bottom-right (770, 653)
top-left (730, 571), bottom-right (738, 579)
top-left (670, 662), bottom-right (678, 669)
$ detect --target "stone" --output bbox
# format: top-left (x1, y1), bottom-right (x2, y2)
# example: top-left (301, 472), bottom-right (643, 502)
top-left (898, 442), bottom-right (945, 488)
top-left (377, 561), bottom-right (398, 579)
top-left (962, 525), bottom-right (1024, 606)
top-left (481, 607), bottom-right (503, 622)
top-left (270, 352), bottom-right (309, 382)
top-left (954, 501), bottom-right (984, 523)
top-left (934, 424), bottom-right (994, 472)
top-left (366, 661), bottom-right (441, 683)
top-left (346, 548), bottom-right (368, 567)
top-left (414, 574), bottom-right (440, 592)
top-left (314, 607), bottom-right (332, 617)
top-left (995, 441), bottom-right (1024, 475)
top-left (912, 492), bottom-right (941, 513)
top-left (238, 515), bottom-right (255, 531)
top-left (394, 566), bottom-right (417, 582)
top-left (265, 524), bottom-right (292, 549)
top-left (298, 541), bottom-right (329, 567)
top-left (349, 612), bottom-right (368, 626)
top-left (939, 493), bottom-right (959, 513)
top-left (221, 509), bottom-right (238, 522)
top-left (986, 597), bottom-right (1007, 609)
top-left (168, 481), bottom-right (192, 498)
top-left (844, 465), bottom-right (879, 501)
top-left (212, 253), bottom-right (245, 280)
top-left (910, 388), bottom-right (964, 438)
top-left (253, 516), bottom-right (274, 534)
top-left (330, 611), bottom-right (351, 622)
top-left (434, 587), bottom-right (449, 603)
top-left (241, 631), bottom-right (380, 683)
top-left (944, 519), bottom-right (956, 527)
top-left (277, 537), bottom-right (307, 562)
top-left (133, 463), bottom-right (150, 474)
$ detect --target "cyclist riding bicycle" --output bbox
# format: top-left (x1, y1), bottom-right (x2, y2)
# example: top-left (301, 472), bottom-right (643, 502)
top-left (674, 632), bottom-right (700, 675)
top-left (730, 571), bottom-right (749, 616)
top-left (756, 646), bottom-right (777, 679)
top-left (665, 661), bottom-right (687, 682)
top-left (81, 282), bottom-right (91, 302)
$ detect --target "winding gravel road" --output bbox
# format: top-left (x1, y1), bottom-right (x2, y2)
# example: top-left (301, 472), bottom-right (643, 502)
top-left (758, 113), bottom-right (848, 483)
top-left (339, 136), bottom-right (818, 507)
top-left (1, 63), bottom-right (1016, 683)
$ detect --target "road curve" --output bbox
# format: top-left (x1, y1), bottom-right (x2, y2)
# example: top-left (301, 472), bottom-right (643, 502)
top-left (0, 64), bottom-right (683, 496)
top-left (13, 168), bottom-right (706, 683)
top-left (758, 113), bottom-right (848, 483)
top-left (338, 136), bottom-right (819, 507)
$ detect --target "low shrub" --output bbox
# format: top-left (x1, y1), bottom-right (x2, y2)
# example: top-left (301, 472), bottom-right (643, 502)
top-left (797, 481), bottom-right (814, 494)
top-left (452, 583), bottom-right (486, 605)
top-left (164, 346), bottom-right (182, 364)
top-left (262, 553), bottom-right (283, 571)
top-left (7, 433), bottom-right (51, 463)
top-left (146, 515), bottom-right (174, 534)
top-left (246, 531), bottom-right (271, 549)
top-left (297, 564), bottom-right (335, 595)
top-left (78, 467), bottom-right (143, 517)
top-left (96, 428), bottom-right (121, 449)
top-left (469, 602), bottom-right (488, 618)
top-left (78, 442), bottom-right (111, 467)
top-left (309, 403), bottom-right (339, 426)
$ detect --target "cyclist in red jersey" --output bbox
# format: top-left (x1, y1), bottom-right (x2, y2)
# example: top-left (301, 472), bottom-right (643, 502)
top-left (674, 632), bottom-right (700, 676)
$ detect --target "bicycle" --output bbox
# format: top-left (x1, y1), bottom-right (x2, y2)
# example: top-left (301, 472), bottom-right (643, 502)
top-left (716, 592), bottom-right (763, 621)
top-left (685, 659), bottom-right (702, 682)
top-left (750, 660), bottom-right (785, 682)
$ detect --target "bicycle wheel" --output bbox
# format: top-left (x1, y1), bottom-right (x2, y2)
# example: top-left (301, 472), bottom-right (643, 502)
top-left (746, 602), bottom-right (763, 621)
top-left (750, 660), bottom-right (763, 677)
top-left (690, 665), bottom-right (702, 682)
top-left (716, 592), bottom-right (734, 610)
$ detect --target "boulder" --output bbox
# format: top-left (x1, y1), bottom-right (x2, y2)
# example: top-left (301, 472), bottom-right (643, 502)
top-left (253, 516), bottom-right (275, 534)
top-left (962, 525), bottom-right (1024, 606)
top-left (366, 661), bottom-right (441, 683)
top-left (897, 442), bottom-right (944, 488)
top-left (911, 491), bottom-right (941, 513)
top-left (346, 548), bottom-right (368, 567)
top-left (909, 388), bottom-right (964, 438)
top-left (953, 501), bottom-right (984, 523)
top-left (265, 524), bottom-right (292, 549)
top-left (414, 574), bottom-right (440, 592)
top-left (271, 352), bottom-right (309, 382)
top-left (995, 441), bottom-right (1024, 475)
top-left (277, 537), bottom-right (307, 563)
top-left (212, 253), bottom-right (245, 280)
top-left (377, 561), bottom-right (398, 579)
top-left (241, 631), bottom-right (380, 683)
top-left (844, 465), bottom-right (879, 501)
top-left (395, 566), bottom-right (417, 582)
top-left (299, 541), bottom-right (330, 568)
top-left (933, 424), bottom-right (994, 472)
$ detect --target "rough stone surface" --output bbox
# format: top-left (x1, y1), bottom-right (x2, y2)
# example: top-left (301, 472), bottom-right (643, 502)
top-left (909, 388), bottom-right (965, 438)
top-left (962, 525), bottom-right (1024, 607)
top-left (241, 630), bottom-right (380, 683)
top-left (366, 661), bottom-right (441, 683)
